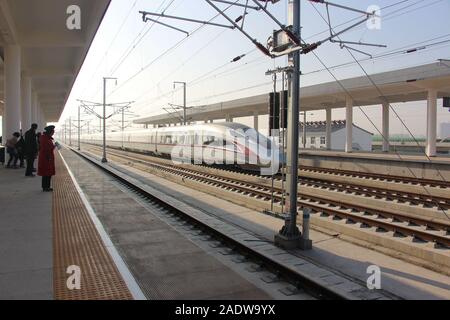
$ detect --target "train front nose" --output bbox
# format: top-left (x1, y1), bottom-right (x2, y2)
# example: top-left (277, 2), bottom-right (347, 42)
top-left (257, 146), bottom-right (283, 171)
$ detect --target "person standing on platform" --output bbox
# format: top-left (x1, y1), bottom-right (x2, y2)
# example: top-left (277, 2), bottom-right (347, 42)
top-left (16, 130), bottom-right (25, 168)
top-left (24, 124), bottom-right (38, 177)
top-left (38, 126), bottom-right (56, 192)
top-left (6, 132), bottom-right (20, 168)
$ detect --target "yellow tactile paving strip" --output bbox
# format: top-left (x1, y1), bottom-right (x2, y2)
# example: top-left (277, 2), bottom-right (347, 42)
top-left (53, 153), bottom-right (133, 300)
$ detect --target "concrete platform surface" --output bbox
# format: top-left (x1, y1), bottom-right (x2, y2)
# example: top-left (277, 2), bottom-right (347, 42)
top-left (298, 149), bottom-right (450, 181)
top-left (0, 166), bottom-right (53, 300)
top-left (299, 149), bottom-right (450, 164)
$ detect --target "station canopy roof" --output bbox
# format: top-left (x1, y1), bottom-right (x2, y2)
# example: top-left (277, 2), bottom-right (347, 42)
top-left (134, 62), bottom-right (450, 126)
top-left (0, 0), bottom-right (111, 122)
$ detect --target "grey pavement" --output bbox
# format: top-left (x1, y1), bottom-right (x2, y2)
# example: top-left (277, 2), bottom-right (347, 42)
top-left (0, 165), bottom-right (52, 300)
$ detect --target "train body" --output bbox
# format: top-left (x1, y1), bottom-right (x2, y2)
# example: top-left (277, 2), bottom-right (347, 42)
top-left (81, 123), bottom-right (280, 173)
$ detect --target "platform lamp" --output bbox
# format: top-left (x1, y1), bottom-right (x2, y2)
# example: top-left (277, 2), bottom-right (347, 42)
top-left (102, 77), bottom-right (118, 163)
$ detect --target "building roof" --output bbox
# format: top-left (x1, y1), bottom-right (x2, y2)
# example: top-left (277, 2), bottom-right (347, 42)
top-left (300, 120), bottom-right (374, 135)
top-left (0, 0), bottom-right (111, 122)
top-left (134, 62), bottom-right (450, 126)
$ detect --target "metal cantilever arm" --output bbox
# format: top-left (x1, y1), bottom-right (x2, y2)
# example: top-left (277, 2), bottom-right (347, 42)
top-left (139, 11), bottom-right (235, 29)
top-left (204, 0), bottom-right (273, 57)
top-left (144, 17), bottom-right (189, 36)
top-left (211, 0), bottom-right (260, 10)
top-left (309, 0), bottom-right (378, 16)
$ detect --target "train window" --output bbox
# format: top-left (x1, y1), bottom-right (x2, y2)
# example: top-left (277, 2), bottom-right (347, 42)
top-left (179, 135), bottom-right (185, 144)
top-left (310, 136), bottom-right (315, 144)
top-left (166, 136), bottom-right (172, 144)
top-left (194, 134), bottom-right (199, 145)
top-left (235, 128), bottom-right (272, 149)
top-left (204, 135), bottom-right (215, 145)
top-left (320, 136), bottom-right (326, 145)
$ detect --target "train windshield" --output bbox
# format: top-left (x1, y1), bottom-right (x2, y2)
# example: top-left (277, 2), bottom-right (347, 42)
top-left (230, 128), bottom-right (272, 149)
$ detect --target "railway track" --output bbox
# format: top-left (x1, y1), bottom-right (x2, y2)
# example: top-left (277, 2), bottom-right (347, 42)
top-left (84, 145), bottom-right (450, 249)
top-left (85, 145), bottom-right (450, 212)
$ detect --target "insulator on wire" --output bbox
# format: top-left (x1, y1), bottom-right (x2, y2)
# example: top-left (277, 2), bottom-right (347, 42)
top-left (255, 42), bottom-right (273, 57)
top-left (301, 42), bottom-right (320, 54)
top-left (231, 54), bottom-right (246, 63)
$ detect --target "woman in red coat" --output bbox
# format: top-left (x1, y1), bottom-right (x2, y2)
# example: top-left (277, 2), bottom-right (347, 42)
top-left (38, 125), bottom-right (56, 192)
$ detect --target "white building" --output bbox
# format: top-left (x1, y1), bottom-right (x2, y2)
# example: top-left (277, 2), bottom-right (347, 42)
top-left (299, 120), bottom-right (373, 151)
top-left (439, 122), bottom-right (450, 140)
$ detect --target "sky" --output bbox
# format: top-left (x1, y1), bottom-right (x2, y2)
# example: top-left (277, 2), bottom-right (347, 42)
top-left (56, 0), bottom-right (450, 138)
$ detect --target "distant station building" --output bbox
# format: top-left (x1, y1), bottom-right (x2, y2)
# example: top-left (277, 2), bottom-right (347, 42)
top-left (440, 122), bottom-right (450, 140)
top-left (300, 120), bottom-right (373, 151)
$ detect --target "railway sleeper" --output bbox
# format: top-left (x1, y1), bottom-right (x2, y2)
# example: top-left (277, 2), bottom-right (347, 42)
top-left (246, 262), bottom-right (265, 273)
top-left (376, 227), bottom-right (389, 233)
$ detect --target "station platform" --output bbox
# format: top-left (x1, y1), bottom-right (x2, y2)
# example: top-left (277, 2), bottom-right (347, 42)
top-left (298, 149), bottom-right (450, 181)
top-left (0, 164), bottom-right (52, 299)
top-left (0, 155), bottom-right (133, 300)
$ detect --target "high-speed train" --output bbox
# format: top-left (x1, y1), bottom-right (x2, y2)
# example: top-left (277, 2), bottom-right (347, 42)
top-left (81, 123), bottom-right (280, 172)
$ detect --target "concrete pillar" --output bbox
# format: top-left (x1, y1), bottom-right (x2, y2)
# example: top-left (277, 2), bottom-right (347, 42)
top-left (41, 108), bottom-right (46, 128)
top-left (253, 111), bottom-right (259, 131)
top-left (36, 103), bottom-right (41, 131)
top-left (21, 76), bottom-right (32, 131)
top-left (3, 45), bottom-right (22, 142)
top-left (345, 96), bottom-right (353, 153)
top-left (31, 92), bottom-right (37, 125)
top-left (426, 89), bottom-right (437, 157)
top-left (325, 108), bottom-right (332, 150)
top-left (382, 102), bottom-right (389, 152)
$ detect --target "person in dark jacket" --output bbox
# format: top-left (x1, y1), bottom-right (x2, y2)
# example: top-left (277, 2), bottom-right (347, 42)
top-left (16, 131), bottom-right (25, 168)
top-left (38, 126), bottom-right (56, 192)
top-left (24, 124), bottom-right (38, 177)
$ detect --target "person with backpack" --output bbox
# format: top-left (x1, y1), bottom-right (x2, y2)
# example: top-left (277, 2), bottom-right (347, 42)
top-left (6, 132), bottom-right (20, 168)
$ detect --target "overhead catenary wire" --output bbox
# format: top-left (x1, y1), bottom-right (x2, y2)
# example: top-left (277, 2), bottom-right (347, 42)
top-left (109, 0), bottom-right (179, 77)
top-left (308, 0), bottom-right (450, 220)
top-left (133, 0), bottom-right (448, 113)
top-left (132, 40), bottom-right (450, 113)
top-left (79, 0), bottom-right (140, 96)
top-left (110, 0), bottom-right (424, 113)
top-left (132, 47), bottom-right (260, 113)
top-left (82, 0), bottom-right (179, 101)
top-left (108, 0), bottom-right (243, 101)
